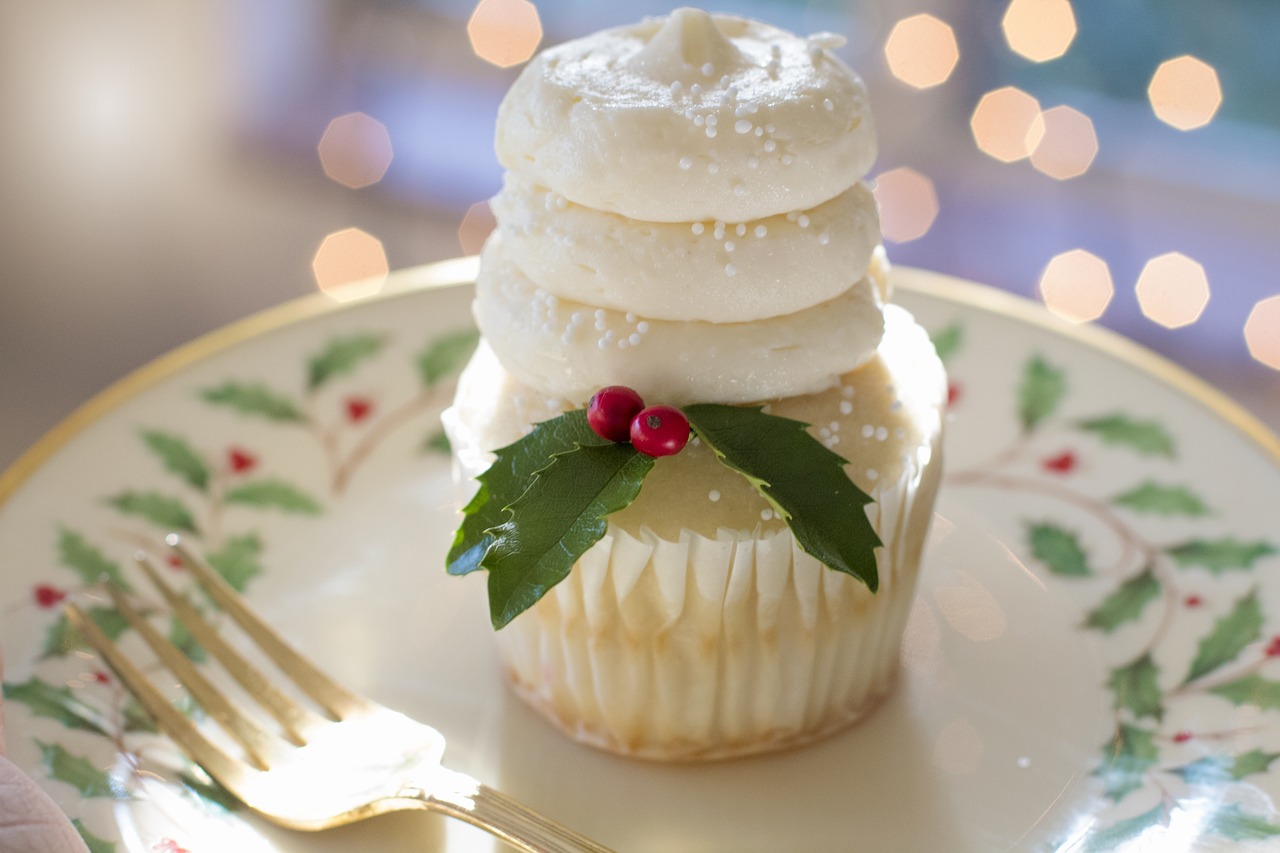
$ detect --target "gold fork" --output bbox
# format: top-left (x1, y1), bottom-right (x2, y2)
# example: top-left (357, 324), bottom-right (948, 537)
top-left (66, 536), bottom-right (615, 852)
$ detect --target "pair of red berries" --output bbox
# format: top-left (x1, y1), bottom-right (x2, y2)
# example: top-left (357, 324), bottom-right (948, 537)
top-left (587, 386), bottom-right (689, 457)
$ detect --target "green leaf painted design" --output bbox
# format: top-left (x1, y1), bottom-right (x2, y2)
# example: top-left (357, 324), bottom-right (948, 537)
top-left (417, 328), bottom-right (480, 387)
top-left (684, 403), bottom-right (881, 590)
top-left (1112, 481), bottom-right (1209, 516)
top-left (484, 443), bottom-right (654, 629)
top-left (447, 409), bottom-right (608, 576)
top-left (1166, 538), bottom-right (1277, 574)
top-left (1095, 724), bottom-right (1158, 802)
top-left (179, 769), bottom-right (241, 812)
top-left (122, 695), bottom-right (158, 734)
top-left (1172, 749), bottom-right (1280, 786)
top-left (1085, 567), bottom-right (1161, 632)
top-left (1208, 674), bottom-right (1280, 710)
top-left (1027, 522), bottom-right (1091, 577)
top-left (36, 740), bottom-right (117, 798)
top-left (57, 528), bottom-right (131, 591)
top-left (1205, 803), bottom-right (1280, 842)
top-left (105, 491), bottom-right (198, 534)
top-left (201, 382), bottom-right (306, 423)
top-left (1080, 805), bottom-right (1165, 853)
top-left (1018, 355), bottom-right (1065, 432)
top-left (1107, 654), bottom-right (1163, 721)
top-left (424, 429), bottom-right (451, 455)
top-left (223, 480), bottom-right (322, 515)
top-left (205, 533), bottom-right (263, 592)
top-left (307, 333), bottom-right (385, 390)
top-left (1078, 414), bottom-right (1176, 458)
top-left (2, 677), bottom-right (110, 736)
top-left (1183, 589), bottom-right (1264, 685)
top-left (72, 819), bottom-right (116, 853)
top-left (929, 322), bottom-right (964, 363)
top-left (170, 613), bottom-right (205, 663)
top-left (141, 430), bottom-right (210, 493)
top-left (42, 607), bottom-right (130, 659)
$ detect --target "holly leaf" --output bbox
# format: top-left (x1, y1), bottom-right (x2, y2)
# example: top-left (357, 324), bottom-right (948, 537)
top-left (140, 430), bottom-right (210, 493)
top-left (1107, 654), bottom-right (1163, 721)
top-left (1079, 805), bottom-right (1165, 853)
top-left (57, 528), bottom-right (131, 591)
top-left (447, 409), bottom-right (608, 576)
top-left (1173, 749), bottom-right (1280, 786)
top-left (1205, 803), bottom-right (1280, 842)
top-left (929, 322), bottom-right (964, 363)
top-left (684, 404), bottom-right (881, 590)
top-left (36, 740), bottom-right (117, 798)
top-left (223, 479), bottom-right (322, 515)
top-left (72, 819), bottom-right (116, 853)
top-left (418, 328), bottom-right (480, 387)
top-left (1027, 522), bottom-right (1091, 577)
top-left (1183, 589), bottom-right (1264, 685)
top-left (170, 613), bottom-right (205, 663)
top-left (1208, 674), bottom-right (1280, 710)
top-left (105, 491), bottom-right (198, 534)
top-left (1112, 482), bottom-right (1209, 517)
top-left (201, 382), bottom-right (306, 423)
top-left (205, 533), bottom-right (263, 592)
top-left (1167, 538), bottom-right (1276, 574)
top-left (423, 429), bottom-right (451, 455)
top-left (1095, 723), bottom-right (1158, 802)
top-left (42, 606), bottom-right (130, 659)
top-left (307, 333), bottom-right (385, 390)
top-left (1085, 567), bottom-right (1161, 632)
top-left (1078, 414), bottom-right (1175, 458)
top-left (483, 443), bottom-right (654, 629)
top-left (122, 696), bottom-right (158, 733)
top-left (1018, 355), bottom-right (1065, 432)
top-left (179, 769), bottom-right (241, 812)
top-left (2, 677), bottom-right (111, 736)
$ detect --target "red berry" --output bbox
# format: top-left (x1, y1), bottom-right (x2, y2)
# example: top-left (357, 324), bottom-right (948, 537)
top-left (345, 397), bottom-right (373, 423)
top-left (1043, 450), bottom-right (1077, 474)
top-left (227, 447), bottom-right (257, 474)
top-left (1266, 636), bottom-right (1280, 658)
top-left (947, 382), bottom-right (962, 407)
top-left (34, 584), bottom-right (66, 608)
top-left (92, 670), bottom-right (111, 685)
top-left (1172, 731), bottom-right (1193, 743)
top-left (587, 386), bottom-right (645, 443)
top-left (630, 406), bottom-right (690, 457)
top-left (1184, 594), bottom-right (1203, 608)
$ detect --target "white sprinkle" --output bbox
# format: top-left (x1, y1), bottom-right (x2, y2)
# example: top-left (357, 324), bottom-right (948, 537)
top-left (706, 114), bottom-right (717, 127)
top-left (754, 225), bottom-right (768, 238)
top-left (691, 437), bottom-right (701, 447)
top-left (748, 103), bottom-right (760, 114)
top-left (765, 123), bottom-right (776, 133)
top-left (636, 321), bottom-right (649, 333)
top-left (735, 105), bottom-right (750, 117)
top-left (724, 241), bottom-right (735, 252)
top-left (690, 83), bottom-right (702, 96)
top-left (628, 333), bottom-right (642, 346)
top-left (708, 162), bottom-right (720, 174)
top-left (694, 114), bottom-right (705, 127)
top-left (825, 436), bottom-right (841, 448)
top-left (595, 309), bottom-right (606, 319)
top-left (786, 211), bottom-right (798, 222)
top-left (824, 98), bottom-right (835, 111)
top-left (546, 294), bottom-right (558, 308)
top-left (829, 421), bottom-right (840, 432)
top-left (735, 223), bottom-right (747, 237)
top-left (720, 75), bottom-right (730, 87)
top-left (701, 62), bottom-right (715, 77)
top-left (708, 490), bottom-right (721, 502)
top-left (555, 196), bottom-right (568, 210)
top-left (670, 80), bottom-right (683, 93)
top-left (818, 231), bottom-right (830, 245)
top-left (839, 400), bottom-right (853, 415)
top-left (797, 214), bottom-right (811, 228)
top-left (603, 330), bottom-right (615, 342)
top-left (875, 426), bottom-right (889, 441)
top-left (747, 156), bottom-right (760, 169)
top-left (571, 311), bottom-right (584, 324)
top-left (692, 222), bottom-right (705, 235)
top-left (618, 338), bottom-right (630, 349)
top-left (763, 139), bottom-right (777, 153)
top-left (684, 106), bottom-right (698, 119)
top-left (594, 319), bottom-right (606, 331)
top-left (735, 119), bottom-right (753, 134)
top-left (866, 468), bottom-right (879, 481)
top-left (732, 183), bottom-right (746, 197)
top-left (597, 339), bottom-right (609, 350)
top-left (842, 385), bottom-right (855, 398)
top-left (819, 427), bottom-right (831, 439)
top-left (625, 311), bottom-right (637, 323)
top-left (725, 263), bottom-right (737, 276)
top-left (861, 424), bottom-right (875, 438)
top-left (782, 154), bottom-right (795, 165)
top-left (725, 85), bottom-right (738, 100)
top-left (679, 156), bottom-right (693, 170)
top-left (705, 127), bottom-right (717, 138)
top-left (1017, 756), bottom-right (1032, 769)
top-left (754, 126), bottom-right (765, 137)
top-left (895, 427), bottom-right (907, 440)
top-left (561, 332), bottom-right (573, 344)
top-left (713, 222), bottom-right (726, 239)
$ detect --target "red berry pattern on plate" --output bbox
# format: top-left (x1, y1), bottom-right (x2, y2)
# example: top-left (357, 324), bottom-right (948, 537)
top-left (630, 405), bottom-right (690, 457)
top-left (588, 386), bottom-right (645, 443)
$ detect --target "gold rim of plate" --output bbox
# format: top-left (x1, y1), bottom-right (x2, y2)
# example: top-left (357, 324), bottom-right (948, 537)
top-left (1, 258), bottom-right (1277, 511)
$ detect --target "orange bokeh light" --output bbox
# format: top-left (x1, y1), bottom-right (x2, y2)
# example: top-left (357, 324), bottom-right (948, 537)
top-left (872, 167), bottom-right (939, 243)
top-left (1039, 249), bottom-right (1113, 323)
top-left (467, 0), bottom-right (543, 69)
top-left (312, 228), bottom-right (388, 302)
top-left (1244, 296), bottom-right (1280, 370)
top-left (1148, 55), bottom-right (1223, 131)
top-left (1029, 105), bottom-right (1098, 180)
top-left (318, 112), bottom-right (393, 190)
top-left (971, 87), bottom-right (1044, 163)
top-left (458, 201), bottom-right (497, 256)
top-left (1135, 252), bottom-right (1210, 329)
top-left (1001, 0), bottom-right (1078, 62)
top-left (883, 14), bottom-right (960, 90)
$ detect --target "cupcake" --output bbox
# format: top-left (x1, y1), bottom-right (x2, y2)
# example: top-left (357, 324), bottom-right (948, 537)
top-left (442, 8), bottom-right (945, 761)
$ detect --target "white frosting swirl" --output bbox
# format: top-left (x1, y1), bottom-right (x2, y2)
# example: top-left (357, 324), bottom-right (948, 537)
top-left (495, 8), bottom-right (876, 223)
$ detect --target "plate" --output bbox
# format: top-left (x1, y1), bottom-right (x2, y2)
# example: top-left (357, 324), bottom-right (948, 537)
top-left (3, 261), bottom-right (1280, 852)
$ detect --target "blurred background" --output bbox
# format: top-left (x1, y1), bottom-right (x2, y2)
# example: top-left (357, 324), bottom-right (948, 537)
top-left (1, 0), bottom-right (1277, 471)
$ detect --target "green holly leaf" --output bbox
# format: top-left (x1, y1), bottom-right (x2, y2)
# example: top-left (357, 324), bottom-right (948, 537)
top-left (205, 533), bottom-right (263, 592)
top-left (1027, 521), bottom-right (1091, 577)
top-left (684, 404), bottom-right (881, 590)
top-left (1085, 567), bottom-right (1161, 632)
top-left (447, 409), bottom-right (608, 576)
top-left (1167, 538), bottom-right (1276, 574)
top-left (1183, 589), bottom-right (1264, 685)
top-left (57, 528), bottom-right (131, 591)
top-left (1018, 355), bottom-right (1065, 432)
top-left (41, 606), bottom-right (130, 659)
top-left (223, 479), bottom-right (322, 515)
top-left (1205, 803), bottom-right (1280, 842)
top-left (105, 491), bottom-right (198, 534)
top-left (423, 429), bottom-right (451, 455)
top-left (36, 740), bottom-right (117, 798)
top-left (170, 612), bottom-right (205, 663)
top-left (72, 819), bottom-right (116, 853)
top-left (1173, 749), bottom-right (1280, 786)
top-left (140, 430), bottom-right (210, 493)
top-left (2, 677), bottom-right (111, 736)
top-left (122, 695), bottom-right (158, 733)
top-left (929, 322), bottom-right (964, 363)
top-left (201, 382), bottom-right (306, 423)
top-left (1079, 805), bottom-right (1165, 853)
top-left (1095, 723), bottom-right (1158, 802)
top-left (1112, 482), bottom-right (1209, 517)
top-left (1208, 674), bottom-right (1280, 710)
top-left (1107, 654), bottom-right (1163, 721)
top-left (484, 443), bottom-right (654, 629)
top-left (307, 333), bottom-right (385, 391)
top-left (418, 328), bottom-right (480, 387)
top-left (179, 769), bottom-right (241, 812)
top-left (1078, 414), bottom-right (1176, 457)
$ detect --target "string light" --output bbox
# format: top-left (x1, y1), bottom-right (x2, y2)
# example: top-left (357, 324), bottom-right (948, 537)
top-left (872, 167), bottom-right (939, 243)
top-left (1135, 252), bottom-right (1210, 328)
top-left (1039, 249), bottom-right (1113, 323)
top-left (1149, 56), bottom-right (1223, 131)
top-left (467, 0), bottom-right (543, 68)
top-left (1001, 0), bottom-right (1078, 63)
top-left (318, 113), bottom-right (393, 189)
top-left (883, 14), bottom-right (960, 90)
top-left (312, 228), bottom-right (388, 302)
top-left (971, 87), bottom-right (1044, 163)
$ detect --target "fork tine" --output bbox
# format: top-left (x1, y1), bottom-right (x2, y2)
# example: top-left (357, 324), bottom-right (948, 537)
top-left (166, 536), bottom-right (366, 719)
top-left (136, 553), bottom-right (328, 745)
top-left (102, 584), bottom-right (286, 770)
top-left (65, 602), bottom-right (250, 790)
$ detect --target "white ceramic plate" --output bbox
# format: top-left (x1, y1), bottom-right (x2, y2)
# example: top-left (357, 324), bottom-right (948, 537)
top-left (3, 262), bottom-right (1280, 852)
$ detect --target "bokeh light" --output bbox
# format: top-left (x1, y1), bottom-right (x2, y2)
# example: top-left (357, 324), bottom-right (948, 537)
top-left (318, 112), bottom-right (394, 189)
top-left (971, 87), bottom-right (1044, 163)
top-left (1244, 296), bottom-right (1280, 370)
top-left (311, 228), bottom-right (388, 302)
top-left (467, 0), bottom-right (543, 69)
top-left (872, 167), bottom-right (939, 243)
top-left (458, 201), bottom-right (497, 255)
top-left (1135, 252), bottom-right (1210, 328)
top-left (1029, 106), bottom-right (1098, 180)
top-left (1001, 0), bottom-right (1078, 63)
top-left (883, 14), bottom-right (960, 90)
top-left (1039, 249), bottom-right (1113, 323)
top-left (1148, 56), bottom-right (1223, 131)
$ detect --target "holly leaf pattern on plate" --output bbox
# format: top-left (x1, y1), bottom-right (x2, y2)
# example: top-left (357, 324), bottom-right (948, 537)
top-left (72, 819), bottom-right (116, 853)
top-left (1172, 749), bottom-right (1280, 785)
top-left (37, 740), bottom-right (117, 798)
top-left (307, 333), bottom-right (385, 391)
top-left (1078, 414), bottom-right (1176, 457)
top-left (1084, 566), bottom-right (1160, 632)
top-left (1027, 522), bottom-right (1091, 577)
top-left (1095, 723), bottom-right (1158, 802)
top-left (200, 382), bottom-right (306, 423)
top-left (1208, 674), bottom-right (1280, 710)
top-left (222, 480), bottom-right (322, 515)
top-left (1204, 803), bottom-right (1280, 842)
top-left (105, 491), bottom-right (198, 534)
top-left (41, 606), bottom-right (130, 659)
top-left (205, 533), bottom-right (263, 592)
top-left (417, 328), bottom-right (479, 388)
top-left (3, 676), bottom-right (111, 736)
top-left (1079, 805), bottom-right (1165, 853)
top-left (1183, 588), bottom-right (1263, 685)
top-left (140, 430), bottom-right (210, 493)
top-left (1107, 654), bottom-right (1163, 721)
top-left (929, 322), bottom-right (964, 363)
top-left (57, 528), bottom-right (131, 591)
top-left (1166, 538), bottom-right (1276, 574)
top-left (1112, 482), bottom-right (1209, 517)
top-left (1018, 355), bottom-right (1065, 432)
